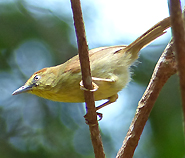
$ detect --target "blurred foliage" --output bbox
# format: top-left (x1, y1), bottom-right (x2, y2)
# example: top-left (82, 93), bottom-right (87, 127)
top-left (0, 1), bottom-right (185, 158)
top-left (0, 1), bottom-right (97, 158)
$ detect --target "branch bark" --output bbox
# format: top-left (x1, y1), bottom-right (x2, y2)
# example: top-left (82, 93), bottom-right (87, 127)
top-left (70, 1), bottom-right (105, 158)
top-left (169, 0), bottom-right (185, 133)
top-left (116, 40), bottom-right (177, 158)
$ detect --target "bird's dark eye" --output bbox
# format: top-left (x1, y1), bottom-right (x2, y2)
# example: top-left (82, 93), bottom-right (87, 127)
top-left (34, 75), bottom-right (41, 81)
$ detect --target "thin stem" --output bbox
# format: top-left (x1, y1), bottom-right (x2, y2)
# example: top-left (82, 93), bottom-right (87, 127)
top-left (70, 0), bottom-right (105, 157)
top-left (116, 40), bottom-right (177, 158)
top-left (169, 0), bottom-right (185, 134)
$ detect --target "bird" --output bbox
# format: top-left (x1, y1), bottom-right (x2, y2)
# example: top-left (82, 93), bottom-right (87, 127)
top-left (12, 17), bottom-right (170, 111)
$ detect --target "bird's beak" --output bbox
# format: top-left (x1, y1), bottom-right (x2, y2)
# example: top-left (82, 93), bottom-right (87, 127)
top-left (12, 84), bottom-right (33, 95)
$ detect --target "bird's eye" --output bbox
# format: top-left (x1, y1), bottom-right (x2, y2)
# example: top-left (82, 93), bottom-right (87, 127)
top-left (34, 75), bottom-right (41, 81)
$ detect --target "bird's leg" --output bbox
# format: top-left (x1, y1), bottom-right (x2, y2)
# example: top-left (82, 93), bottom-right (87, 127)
top-left (80, 75), bottom-right (118, 121)
top-left (79, 76), bottom-right (117, 91)
top-left (95, 94), bottom-right (118, 121)
top-left (91, 76), bottom-right (117, 82)
top-left (80, 80), bottom-right (99, 92)
top-left (96, 94), bottom-right (118, 111)
top-left (80, 74), bottom-right (118, 91)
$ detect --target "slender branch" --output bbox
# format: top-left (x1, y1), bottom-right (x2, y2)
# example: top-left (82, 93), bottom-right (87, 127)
top-left (169, 0), bottom-right (185, 133)
top-left (116, 40), bottom-right (177, 158)
top-left (70, 1), bottom-right (105, 157)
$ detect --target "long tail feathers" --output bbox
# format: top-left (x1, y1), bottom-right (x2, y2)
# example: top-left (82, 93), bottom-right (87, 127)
top-left (123, 17), bottom-right (171, 57)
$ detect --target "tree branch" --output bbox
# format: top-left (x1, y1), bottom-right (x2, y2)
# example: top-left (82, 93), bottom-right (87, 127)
top-left (116, 40), bottom-right (177, 158)
top-left (169, 0), bottom-right (185, 133)
top-left (70, 0), bottom-right (105, 157)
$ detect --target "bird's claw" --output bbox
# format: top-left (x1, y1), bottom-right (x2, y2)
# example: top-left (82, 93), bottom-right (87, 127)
top-left (80, 80), bottom-right (99, 92)
top-left (84, 112), bottom-right (103, 125)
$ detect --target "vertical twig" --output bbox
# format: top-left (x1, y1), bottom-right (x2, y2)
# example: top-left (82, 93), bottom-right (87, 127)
top-left (169, 0), bottom-right (185, 133)
top-left (70, 0), bottom-right (105, 158)
top-left (116, 40), bottom-right (177, 158)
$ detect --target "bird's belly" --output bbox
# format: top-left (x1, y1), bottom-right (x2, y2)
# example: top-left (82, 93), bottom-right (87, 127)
top-left (52, 72), bottom-right (129, 102)
top-left (47, 82), bottom-right (125, 103)
top-left (32, 76), bottom-right (128, 103)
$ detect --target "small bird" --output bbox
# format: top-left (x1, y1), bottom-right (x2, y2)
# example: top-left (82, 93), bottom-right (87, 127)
top-left (12, 17), bottom-right (170, 111)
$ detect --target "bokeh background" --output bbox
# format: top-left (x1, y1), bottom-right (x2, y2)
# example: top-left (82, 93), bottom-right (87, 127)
top-left (0, 0), bottom-right (185, 158)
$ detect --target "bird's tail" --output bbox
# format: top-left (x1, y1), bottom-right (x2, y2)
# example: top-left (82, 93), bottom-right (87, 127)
top-left (123, 17), bottom-right (171, 59)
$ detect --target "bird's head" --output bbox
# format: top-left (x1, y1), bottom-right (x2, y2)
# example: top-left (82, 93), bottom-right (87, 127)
top-left (12, 67), bottom-right (55, 96)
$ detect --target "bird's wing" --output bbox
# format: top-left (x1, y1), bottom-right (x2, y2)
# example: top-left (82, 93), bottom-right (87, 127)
top-left (63, 45), bottom-right (127, 73)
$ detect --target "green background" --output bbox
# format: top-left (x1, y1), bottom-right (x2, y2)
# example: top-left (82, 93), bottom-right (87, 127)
top-left (0, 1), bottom-right (184, 158)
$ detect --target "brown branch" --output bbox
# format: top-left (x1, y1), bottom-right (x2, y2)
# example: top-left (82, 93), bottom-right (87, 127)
top-left (169, 0), bottom-right (185, 133)
top-left (116, 40), bottom-right (177, 158)
top-left (70, 0), bottom-right (105, 158)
